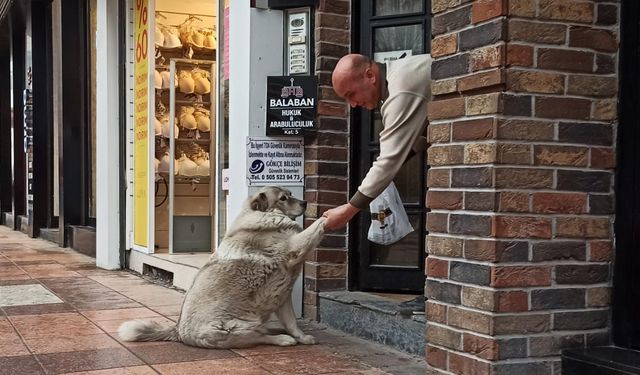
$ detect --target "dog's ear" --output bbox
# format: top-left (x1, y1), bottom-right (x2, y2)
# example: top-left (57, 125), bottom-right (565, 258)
top-left (250, 192), bottom-right (269, 211)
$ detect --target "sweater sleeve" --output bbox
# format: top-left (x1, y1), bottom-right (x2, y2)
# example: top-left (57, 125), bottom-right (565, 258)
top-left (349, 92), bottom-right (429, 210)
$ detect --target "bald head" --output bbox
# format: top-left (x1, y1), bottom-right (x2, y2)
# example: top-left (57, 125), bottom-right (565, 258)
top-left (332, 54), bottom-right (372, 83)
top-left (332, 54), bottom-right (381, 110)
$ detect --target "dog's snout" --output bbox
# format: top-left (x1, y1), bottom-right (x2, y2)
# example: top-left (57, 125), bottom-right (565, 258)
top-left (301, 201), bottom-right (307, 209)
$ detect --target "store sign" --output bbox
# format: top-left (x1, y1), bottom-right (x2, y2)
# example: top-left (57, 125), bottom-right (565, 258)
top-left (266, 76), bottom-right (317, 136)
top-left (133, 0), bottom-right (149, 248)
top-left (246, 137), bottom-right (304, 186)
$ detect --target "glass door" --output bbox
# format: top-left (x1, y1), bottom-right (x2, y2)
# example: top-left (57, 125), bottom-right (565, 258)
top-left (354, 0), bottom-right (430, 292)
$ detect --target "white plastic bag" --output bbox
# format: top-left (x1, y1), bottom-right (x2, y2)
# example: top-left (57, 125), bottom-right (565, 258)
top-left (367, 182), bottom-right (414, 245)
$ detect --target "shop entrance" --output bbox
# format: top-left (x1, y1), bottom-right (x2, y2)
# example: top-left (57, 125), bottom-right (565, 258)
top-left (352, 1), bottom-right (430, 293)
top-left (125, 0), bottom-right (227, 289)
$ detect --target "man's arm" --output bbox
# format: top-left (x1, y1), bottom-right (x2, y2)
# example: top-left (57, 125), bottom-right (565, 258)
top-left (322, 203), bottom-right (360, 231)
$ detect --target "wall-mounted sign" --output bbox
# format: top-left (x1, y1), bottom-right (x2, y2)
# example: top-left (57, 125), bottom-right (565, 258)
top-left (266, 75), bottom-right (317, 136)
top-left (247, 137), bottom-right (304, 186)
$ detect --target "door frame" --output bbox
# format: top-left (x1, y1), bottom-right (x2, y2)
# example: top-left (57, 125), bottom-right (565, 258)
top-left (349, 0), bottom-right (430, 293)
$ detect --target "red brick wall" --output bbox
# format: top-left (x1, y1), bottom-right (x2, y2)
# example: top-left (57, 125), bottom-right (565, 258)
top-left (304, 0), bottom-right (352, 320)
top-left (426, 0), bottom-right (618, 373)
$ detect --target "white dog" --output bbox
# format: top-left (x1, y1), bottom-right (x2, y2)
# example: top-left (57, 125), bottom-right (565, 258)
top-left (119, 186), bottom-right (326, 348)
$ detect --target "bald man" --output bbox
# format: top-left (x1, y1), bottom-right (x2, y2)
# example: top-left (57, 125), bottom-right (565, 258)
top-left (323, 53), bottom-right (432, 231)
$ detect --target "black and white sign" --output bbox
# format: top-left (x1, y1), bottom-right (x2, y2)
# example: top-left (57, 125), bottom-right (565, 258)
top-left (246, 137), bottom-right (304, 186)
top-left (266, 75), bottom-right (317, 136)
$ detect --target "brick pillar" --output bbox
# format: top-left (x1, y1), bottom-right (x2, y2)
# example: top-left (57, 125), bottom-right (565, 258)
top-left (426, 0), bottom-right (618, 373)
top-left (303, 0), bottom-right (352, 319)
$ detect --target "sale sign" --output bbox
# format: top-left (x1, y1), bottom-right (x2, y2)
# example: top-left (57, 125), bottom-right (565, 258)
top-left (134, 0), bottom-right (149, 248)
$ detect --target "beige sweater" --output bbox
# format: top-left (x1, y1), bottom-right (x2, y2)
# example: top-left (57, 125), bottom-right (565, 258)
top-left (350, 54), bottom-right (432, 210)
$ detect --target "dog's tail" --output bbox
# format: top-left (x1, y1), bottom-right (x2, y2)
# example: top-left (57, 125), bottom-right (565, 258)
top-left (118, 320), bottom-right (179, 342)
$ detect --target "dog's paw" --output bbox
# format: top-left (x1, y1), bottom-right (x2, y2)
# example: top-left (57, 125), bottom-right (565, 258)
top-left (297, 334), bottom-right (317, 345)
top-left (273, 334), bottom-right (298, 346)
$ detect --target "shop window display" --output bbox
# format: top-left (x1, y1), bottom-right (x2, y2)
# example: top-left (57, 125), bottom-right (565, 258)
top-left (151, 2), bottom-right (217, 253)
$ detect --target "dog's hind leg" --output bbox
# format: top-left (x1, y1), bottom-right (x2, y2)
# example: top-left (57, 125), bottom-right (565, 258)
top-left (276, 296), bottom-right (316, 345)
top-left (192, 329), bottom-right (297, 349)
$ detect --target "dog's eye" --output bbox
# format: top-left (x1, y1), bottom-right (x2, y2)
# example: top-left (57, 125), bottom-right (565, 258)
top-left (279, 196), bottom-right (287, 201)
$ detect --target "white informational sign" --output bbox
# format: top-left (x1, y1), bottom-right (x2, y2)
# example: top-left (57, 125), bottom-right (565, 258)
top-left (373, 49), bottom-right (413, 64)
top-left (246, 137), bottom-right (304, 186)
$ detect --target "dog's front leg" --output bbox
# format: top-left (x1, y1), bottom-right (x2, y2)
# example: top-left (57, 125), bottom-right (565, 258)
top-left (287, 217), bottom-right (326, 267)
top-left (276, 296), bottom-right (316, 345)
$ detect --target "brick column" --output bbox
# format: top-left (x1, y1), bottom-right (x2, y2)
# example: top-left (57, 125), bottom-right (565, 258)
top-left (426, 0), bottom-right (618, 373)
top-left (303, 0), bottom-right (352, 319)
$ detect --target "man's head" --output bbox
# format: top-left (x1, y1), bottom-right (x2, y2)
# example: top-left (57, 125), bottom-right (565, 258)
top-left (332, 54), bottom-right (381, 110)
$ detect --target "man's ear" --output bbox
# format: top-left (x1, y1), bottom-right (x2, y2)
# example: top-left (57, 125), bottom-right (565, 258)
top-left (250, 192), bottom-right (269, 211)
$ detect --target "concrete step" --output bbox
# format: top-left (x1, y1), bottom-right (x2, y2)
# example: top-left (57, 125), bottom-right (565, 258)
top-left (1, 212), bottom-right (13, 228)
top-left (563, 347), bottom-right (640, 375)
top-left (319, 291), bottom-right (426, 356)
top-left (128, 249), bottom-right (206, 290)
top-left (39, 227), bottom-right (60, 244)
top-left (17, 215), bottom-right (28, 234)
top-left (68, 225), bottom-right (96, 257)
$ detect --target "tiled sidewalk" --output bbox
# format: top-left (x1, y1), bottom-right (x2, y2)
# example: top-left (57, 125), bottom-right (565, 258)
top-left (0, 227), bottom-right (425, 375)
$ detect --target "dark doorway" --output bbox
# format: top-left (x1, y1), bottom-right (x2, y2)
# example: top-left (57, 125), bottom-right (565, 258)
top-left (612, 0), bottom-right (640, 351)
top-left (352, 1), bottom-right (430, 292)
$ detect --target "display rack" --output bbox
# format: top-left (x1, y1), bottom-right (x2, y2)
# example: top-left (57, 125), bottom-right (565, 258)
top-left (164, 58), bottom-right (215, 253)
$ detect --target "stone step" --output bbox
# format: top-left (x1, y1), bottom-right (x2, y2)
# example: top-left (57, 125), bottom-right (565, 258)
top-left (319, 291), bottom-right (425, 356)
top-left (562, 346), bottom-right (640, 375)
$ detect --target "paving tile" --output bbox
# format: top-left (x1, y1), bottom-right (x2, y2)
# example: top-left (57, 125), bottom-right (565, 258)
top-left (0, 316), bottom-right (15, 335)
top-left (20, 264), bottom-right (83, 279)
top-left (58, 366), bottom-right (158, 375)
top-left (24, 333), bottom-right (122, 354)
top-left (0, 278), bottom-right (39, 286)
top-left (45, 254), bottom-right (95, 265)
top-left (88, 276), bottom-right (152, 292)
top-left (114, 286), bottom-right (184, 308)
top-left (0, 243), bottom-right (34, 251)
top-left (153, 357), bottom-right (271, 375)
top-left (0, 326), bottom-right (31, 357)
top-left (126, 341), bottom-right (238, 365)
top-left (149, 305), bottom-right (182, 317)
top-left (72, 300), bottom-right (142, 311)
top-left (81, 308), bottom-right (160, 322)
top-left (13, 259), bottom-right (59, 265)
top-left (0, 284), bottom-right (63, 306)
top-left (324, 370), bottom-right (390, 375)
top-left (3, 302), bottom-right (76, 316)
top-left (0, 355), bottom-right (44, 375)
top-left (0, 273), bottom-right (32, 281)
top-left (37, 347), bottom-right (144, 375)
top-left (246, 348), bottom-right (370, 375)
top-left (0, 265), bottom-right (26, 276)
top-left (39, 278), bottom-right (141, 310)
top-left (232, 343), bottom-right (316, 357)
top-left (10, 312), bottom-right (103, 339)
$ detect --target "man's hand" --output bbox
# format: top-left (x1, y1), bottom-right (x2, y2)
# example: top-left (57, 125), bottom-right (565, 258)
top-left (322, 203), bottom-right (361, 231)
